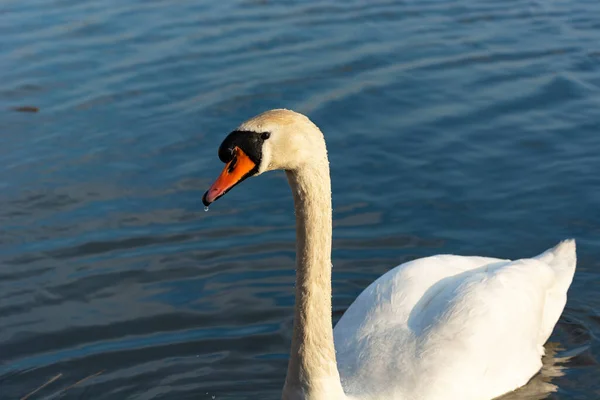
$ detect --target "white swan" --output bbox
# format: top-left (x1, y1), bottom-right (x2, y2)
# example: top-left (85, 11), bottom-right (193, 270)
top-left (202, 109), bottom-right (576, 400)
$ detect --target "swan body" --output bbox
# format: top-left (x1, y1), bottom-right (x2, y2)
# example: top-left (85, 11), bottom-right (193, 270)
top-left (334, 244), bottom-right (575, 400)
top-left (202, 109), bottom-right (576, 400)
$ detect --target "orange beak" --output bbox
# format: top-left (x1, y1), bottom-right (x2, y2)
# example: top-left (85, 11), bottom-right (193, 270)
top-left (202, 147), bottom-right (257, 206)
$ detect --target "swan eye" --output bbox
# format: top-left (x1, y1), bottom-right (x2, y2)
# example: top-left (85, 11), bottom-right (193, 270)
top-left (261, 132), bottom-right (271, 140)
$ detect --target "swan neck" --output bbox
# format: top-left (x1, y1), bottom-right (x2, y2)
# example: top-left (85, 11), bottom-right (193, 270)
top-left (283, 159), bottom-right (345, 399)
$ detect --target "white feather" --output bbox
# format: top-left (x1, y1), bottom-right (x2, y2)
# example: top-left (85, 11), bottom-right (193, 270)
top-left (334, 240), bottom-right (576, 400)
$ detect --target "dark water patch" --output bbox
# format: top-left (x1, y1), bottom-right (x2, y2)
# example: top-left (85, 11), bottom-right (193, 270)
top-left (10, 106), bottom-right (39, 113)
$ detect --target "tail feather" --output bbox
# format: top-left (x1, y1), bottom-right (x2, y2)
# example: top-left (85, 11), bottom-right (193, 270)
top-left (534, 239), bottom-right (577, 292)
top-left (535, 239), bottom-right (577, 344)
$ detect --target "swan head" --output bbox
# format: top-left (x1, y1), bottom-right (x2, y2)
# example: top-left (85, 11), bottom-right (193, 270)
top-left (202, 109), bottom-right (326, 206)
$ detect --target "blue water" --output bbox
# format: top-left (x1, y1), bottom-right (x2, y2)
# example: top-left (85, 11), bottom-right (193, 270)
top-left (1, 0), bottom-right (600, 399)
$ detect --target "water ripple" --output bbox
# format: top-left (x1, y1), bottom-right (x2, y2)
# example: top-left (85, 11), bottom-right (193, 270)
top-left (1, 0), bottom-right (600, 398)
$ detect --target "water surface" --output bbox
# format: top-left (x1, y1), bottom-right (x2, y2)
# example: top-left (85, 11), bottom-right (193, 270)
top-left (1, 0), bottom-right (600, 399)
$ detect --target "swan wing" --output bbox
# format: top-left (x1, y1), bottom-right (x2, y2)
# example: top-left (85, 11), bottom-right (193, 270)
top-left (333, 240), bottom-right (576, 400)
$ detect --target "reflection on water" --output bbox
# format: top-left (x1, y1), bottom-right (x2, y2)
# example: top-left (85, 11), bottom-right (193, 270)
top-left (1, 0), bottom-right (600, 399)
top-left (500, 343), bottom-right (568, 400)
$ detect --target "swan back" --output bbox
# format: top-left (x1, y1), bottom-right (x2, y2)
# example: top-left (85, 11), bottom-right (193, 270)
top-left (333, 240), bottom-right (576, 400)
